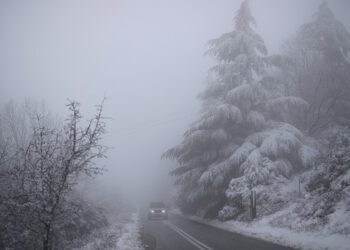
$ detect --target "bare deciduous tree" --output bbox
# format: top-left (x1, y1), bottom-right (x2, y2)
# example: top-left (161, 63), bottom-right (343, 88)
top-left (0, 99), bottom-right (107, 250)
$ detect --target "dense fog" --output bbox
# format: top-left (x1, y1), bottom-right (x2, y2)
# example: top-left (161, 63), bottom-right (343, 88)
top-left (1, 0), bottom-right (348, 203)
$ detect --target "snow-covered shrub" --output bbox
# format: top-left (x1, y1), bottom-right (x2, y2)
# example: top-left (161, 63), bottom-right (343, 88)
top-left (305, 126), bottom-right (350, 210)
top-left (218, 206), bottom-right (242, 221)
top-left (267, 126), bottom-right (350, 233)
top-left (54, 195), bottom-right (109, 249)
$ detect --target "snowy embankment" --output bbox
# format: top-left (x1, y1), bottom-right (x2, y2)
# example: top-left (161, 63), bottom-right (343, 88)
top-left (73, 212), bottom-right (144, 250)
top-left (172, 207), bottom-right (350, 250)
top-left (115, 213), bottom-right (144, 250)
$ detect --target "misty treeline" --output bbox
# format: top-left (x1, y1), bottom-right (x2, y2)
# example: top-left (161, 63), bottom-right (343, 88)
top-left (0, 100), bottom-right (108, 249)
top-left (163, 0), bottom-right (350, 225)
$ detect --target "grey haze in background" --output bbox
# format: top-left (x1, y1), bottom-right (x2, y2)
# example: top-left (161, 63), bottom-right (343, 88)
top-left (0, 0), bottom-right (349, 203)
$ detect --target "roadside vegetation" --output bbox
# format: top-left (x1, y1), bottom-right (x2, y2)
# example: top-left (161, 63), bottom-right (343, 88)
top-left (164, 0), bottom-right (350, 241)
top-left (0, 100), bottom-right (111, 249)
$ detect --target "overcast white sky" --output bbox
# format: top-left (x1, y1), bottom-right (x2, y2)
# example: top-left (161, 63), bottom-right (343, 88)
top-left (1, 0), bottom-right (350, 203)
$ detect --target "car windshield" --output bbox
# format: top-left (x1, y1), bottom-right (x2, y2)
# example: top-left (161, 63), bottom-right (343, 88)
top-left (150, 202), bottom-right (165, 208)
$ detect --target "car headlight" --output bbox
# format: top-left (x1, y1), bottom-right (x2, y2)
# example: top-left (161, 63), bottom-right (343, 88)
top-left (161, 210), bottom-right (166, 213)
top-left (150, 210), bottom-right (155, 213)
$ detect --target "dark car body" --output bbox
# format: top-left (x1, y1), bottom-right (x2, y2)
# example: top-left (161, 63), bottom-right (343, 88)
top-left (148, 202), bottom-right (168, 220)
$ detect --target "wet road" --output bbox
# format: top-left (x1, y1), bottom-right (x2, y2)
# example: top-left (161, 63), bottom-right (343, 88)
top-left (140, 213), bottom-right (296, 250)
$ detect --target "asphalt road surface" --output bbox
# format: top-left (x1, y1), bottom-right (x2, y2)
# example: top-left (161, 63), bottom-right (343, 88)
top-left (140, 213), bottom-right (295, 250)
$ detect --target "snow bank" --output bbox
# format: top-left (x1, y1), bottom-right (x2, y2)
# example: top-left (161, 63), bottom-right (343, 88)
top-left (115, 213), bottom-right (144, 250)
top-left (174, 209), bottom-right (350, 250)
top-left (73, 212), bottom-right (144, 250)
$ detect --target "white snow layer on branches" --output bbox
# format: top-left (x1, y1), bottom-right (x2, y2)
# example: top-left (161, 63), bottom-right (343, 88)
top-left (186, 104), bottom-right (242, 132)
top-left (226, 82), bottom-right (266, 109)
top-left (259, 128), bottom-right (301, 158)
top-left (199, 160), bottom-right (228, 186)
top-left (210, 63), bottom-right (240, 81)
top-left (207, 103), bottom-right (243, 124)
top-left (254, 122), bottom-right (303, 158)
top-left (228, 142), bottom-right (256, 167)
top-left (198, 143), bottom-right (241, 187)
top-left (232, 123), bottom-right (303, 161)
top-left (239, 152), bottom-right (292, 187)
top-left (225, 122), bottom-right (307, 199)
top-left (226, 176), bottom-right (250, 200)
top-left (207, 30), bottom-right (267, 63)
top-left (298, 145), bottom-right (319, 168)
top-left (175, 168), bottom-right (203, 185)
top-left (220, 142), bottom-right (239, 158)
top-left (184, 129), bottom-right (211, 148)
top-left (241, 149), bottom-right (270, 186)
top-left (227, 84), bottom-right (251, 104)
top-left (267, 96), bottom-right (309, 114)
top-left (211, 129), bottom-right (230, 143)
top-left (187, 185), bottom-right (207, 203)
top-left (246, 110), bottom-right (266, 129)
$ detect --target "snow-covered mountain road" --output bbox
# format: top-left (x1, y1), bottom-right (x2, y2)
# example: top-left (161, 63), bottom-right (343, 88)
top-left (140, 213), bottom-right (295, 250)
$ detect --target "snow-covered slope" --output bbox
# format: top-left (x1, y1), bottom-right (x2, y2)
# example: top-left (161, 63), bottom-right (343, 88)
top-left (186, 210), bottom-right (350, 250)
top-left (73, 212), bottom-right (144, 250)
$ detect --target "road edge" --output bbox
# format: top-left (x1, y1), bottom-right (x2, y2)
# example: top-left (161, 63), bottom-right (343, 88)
top-left (170, 211), bottom-right (299, 250)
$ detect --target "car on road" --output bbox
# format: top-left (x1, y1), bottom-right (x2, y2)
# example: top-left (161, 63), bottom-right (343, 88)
top-left (148, 201), bottom-right (168, 220)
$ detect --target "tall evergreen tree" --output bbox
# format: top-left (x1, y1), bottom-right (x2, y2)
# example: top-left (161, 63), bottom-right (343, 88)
top-left (280, 2), bottom-right (350, 134)
top-left (164, 1), bottom-right (318, 219)
top-left (163, 0), bottom-right (268, 216)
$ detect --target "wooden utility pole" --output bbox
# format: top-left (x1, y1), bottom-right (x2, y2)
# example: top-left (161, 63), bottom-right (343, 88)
top-left (250, 190), bottom-right (256, 219)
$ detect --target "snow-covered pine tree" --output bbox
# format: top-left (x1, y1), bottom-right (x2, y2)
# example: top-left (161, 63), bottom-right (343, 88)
top-left (280, 2), bottom-right (350, 135)
top-left (263, 3), bottom-right (350, 231)
top-left (164, 0), bottom-right (320, 219)
top-left (163, 0), bottom-right (271, 217)
top-left (220, 4), bottom-right (350, 220)
top-left (162, 0), bottom-right (267, 217)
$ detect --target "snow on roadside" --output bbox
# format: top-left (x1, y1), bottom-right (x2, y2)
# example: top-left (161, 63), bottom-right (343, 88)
top-left (172, 209), bottom-right (350, 250)
top-left (74, 212), bottom-right (144, 250)
top-left (115, 212), bottom-right (144, 250)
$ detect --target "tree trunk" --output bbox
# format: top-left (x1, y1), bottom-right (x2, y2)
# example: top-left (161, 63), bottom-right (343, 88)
top-left (43, 224), bottom-right (52, 250)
